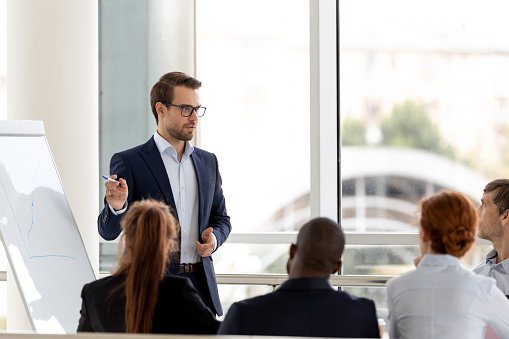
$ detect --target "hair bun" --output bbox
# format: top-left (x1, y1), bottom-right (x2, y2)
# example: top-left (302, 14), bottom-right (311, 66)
top-left (442, 227), bottom-right (474, 257)
top-left (420, 190), bottom-right (478, 258)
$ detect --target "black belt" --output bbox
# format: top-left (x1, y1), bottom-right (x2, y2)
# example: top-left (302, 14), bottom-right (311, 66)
top-left (179, 263), bottom-right (201, 274)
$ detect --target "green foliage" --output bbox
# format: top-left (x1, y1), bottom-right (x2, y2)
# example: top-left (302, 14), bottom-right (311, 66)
top-left (341, 117), bottom-right (367, 146)
top-left (381, 100), bottom-right (455, 158)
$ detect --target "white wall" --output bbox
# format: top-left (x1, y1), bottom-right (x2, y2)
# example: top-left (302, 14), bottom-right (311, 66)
top-left (6, 0), bottom-right (99, 330)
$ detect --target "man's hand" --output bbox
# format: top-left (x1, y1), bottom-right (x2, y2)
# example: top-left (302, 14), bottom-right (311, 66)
top-left (105, 175), bottom-right (128, 211)
top-left (196, 227), bottom-right (215, 257)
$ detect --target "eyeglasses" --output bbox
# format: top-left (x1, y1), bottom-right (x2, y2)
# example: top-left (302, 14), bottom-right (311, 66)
top-left (164, 103), bottom-right (207, 117)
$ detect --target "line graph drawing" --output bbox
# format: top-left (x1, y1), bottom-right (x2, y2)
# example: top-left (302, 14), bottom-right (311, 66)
top-left (0, 168), bottom-right (77, 261)
top-left (28, 161), bottom-right (40, 243)
top-left (0, 122), bottom-right (96, 334)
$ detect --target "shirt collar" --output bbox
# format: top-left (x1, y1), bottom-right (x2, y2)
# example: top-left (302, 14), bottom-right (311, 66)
top-left (418, 254), bottom-right (461, 268)
top-left (485, 249), bottom-right (509, 273)
top-left (153, 130), bottom-right (194, 158)
top-left (486, 248), bottom-right (498, 264)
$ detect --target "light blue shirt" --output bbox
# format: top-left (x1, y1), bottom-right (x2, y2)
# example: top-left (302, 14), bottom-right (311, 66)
top-left (473, 249), bottom-right (509, 295)
top-left (387, 254), bottom-right (509, 339)
top-left (154, 131), bottom-right (201, 264)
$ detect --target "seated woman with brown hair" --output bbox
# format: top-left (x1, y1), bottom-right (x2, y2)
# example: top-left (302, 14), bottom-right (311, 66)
top-left (387, 190), bottom-right (509, 339)
top-left (77, 199), bottom-right (219, 334)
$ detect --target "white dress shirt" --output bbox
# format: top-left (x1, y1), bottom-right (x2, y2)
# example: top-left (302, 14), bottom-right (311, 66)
top-left (473, 249), bottom-right (509, 295)
top-left (154, 131), bottom-right (201, 264)
top-left (387, 254), bottom-right (509, 339)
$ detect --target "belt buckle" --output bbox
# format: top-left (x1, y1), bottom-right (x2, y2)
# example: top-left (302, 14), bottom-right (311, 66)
top-left (185, 263), bottom-right (191, 274)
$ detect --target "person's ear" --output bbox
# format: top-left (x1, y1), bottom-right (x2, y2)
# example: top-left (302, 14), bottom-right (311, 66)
top-left (155, 102), bottom-right (166, 119)
top-left (332, 260), bottom-right (342, 274)
top-left (501, 209), bottom-right (509, 227)
top-left (289, 243), bottom-right (297, 259)
top-left (286, 244), bottom-right (297, 275)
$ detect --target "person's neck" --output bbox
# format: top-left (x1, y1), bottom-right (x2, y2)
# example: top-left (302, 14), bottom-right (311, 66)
top-left (157, 128), bottom-right (186, 162)
top-left (288, 265), bottom-right (330, 280)
top-left (492, 237), bottom-right (509, 264)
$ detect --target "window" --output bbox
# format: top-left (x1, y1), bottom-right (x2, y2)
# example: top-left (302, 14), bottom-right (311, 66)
top-left (195, 0), bottom-right (310, 309)
top-left (339, 0), bottom-right (509, 330)
top-left (340, 1), bottom-right (509, 234)
top-left (196, 0), bottom-right (311, 235)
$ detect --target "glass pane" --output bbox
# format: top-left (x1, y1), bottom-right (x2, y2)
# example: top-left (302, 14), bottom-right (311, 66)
top-left (339, 0), bottom-right (509, 232)
top-left (99, 242), bottom-right (119, 273)
top-left (214, 244), bottom-right (289, 275)
top-left (100, 242), bottom-right (290, 275)
top-left (343, 244), bottom-right (494, 276)
top-left (196, 0), bottom-right (310, 232)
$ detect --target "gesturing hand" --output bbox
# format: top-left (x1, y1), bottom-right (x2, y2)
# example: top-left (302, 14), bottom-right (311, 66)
top-left (105, 175), bottom-right (128, 211)
top-left (196, 227), bottom-right (215, 257)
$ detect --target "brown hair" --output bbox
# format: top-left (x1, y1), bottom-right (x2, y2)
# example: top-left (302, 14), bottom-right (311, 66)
top-left (150, 71), bottom-right (202, 124)
top-left (418, 190), bottom-right (477, 258)
top-left (114, 199), bottom-right (179, 333)
top-left (483, 179), bottom-right (509, 215)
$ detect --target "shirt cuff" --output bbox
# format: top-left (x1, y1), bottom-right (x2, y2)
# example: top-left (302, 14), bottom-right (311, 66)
top-left (212, 232), bottom-right (217, 251)
top-left (108, 201), bottom-right (128, 215)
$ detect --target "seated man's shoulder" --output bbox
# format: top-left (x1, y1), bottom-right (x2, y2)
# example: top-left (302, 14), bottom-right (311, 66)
top-left (331, 289), bottom-right (377, 308)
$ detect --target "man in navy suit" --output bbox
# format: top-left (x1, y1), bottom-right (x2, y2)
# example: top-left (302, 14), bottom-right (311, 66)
top-left (218, 217), bottom-right (380, 337)
top-left (98, 71), bottom-right (231, 316)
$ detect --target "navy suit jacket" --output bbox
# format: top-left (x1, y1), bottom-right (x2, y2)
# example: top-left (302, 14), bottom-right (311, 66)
top-left (218, 278), bottom-right (380, 338)
top-left (97, 137), bottom-right (231, 315)
top-left (77, 274), bottom-right (219, 333)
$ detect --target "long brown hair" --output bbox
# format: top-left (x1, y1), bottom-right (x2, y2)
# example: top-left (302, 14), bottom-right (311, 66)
top-left (114, 199), bottom-right (179, 333)
top-left (419, 190), bottom-right (477, 258)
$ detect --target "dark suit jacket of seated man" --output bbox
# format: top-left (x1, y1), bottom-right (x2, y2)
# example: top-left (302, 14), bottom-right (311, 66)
top-left (218, 217), bottom-right (380, 338)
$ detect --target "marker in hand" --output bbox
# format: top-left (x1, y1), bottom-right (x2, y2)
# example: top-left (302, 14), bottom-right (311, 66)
top-left (102, 176), bottom-right (120, 185)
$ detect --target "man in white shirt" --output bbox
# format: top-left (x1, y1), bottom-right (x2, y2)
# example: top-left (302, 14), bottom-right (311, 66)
top-left (98, 71), bottom-right (231, 316)
top-left (474, 179), bottom-right (509, 295)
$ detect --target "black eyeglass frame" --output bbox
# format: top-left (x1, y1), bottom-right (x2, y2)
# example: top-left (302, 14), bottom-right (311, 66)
top-left (163, 103), bottom-right (207, 117)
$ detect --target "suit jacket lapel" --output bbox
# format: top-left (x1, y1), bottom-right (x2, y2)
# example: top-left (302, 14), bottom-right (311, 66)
top-left (191, 149), bottom-right (205, 231)
top-left (139, 137), bottom-right (177, 214)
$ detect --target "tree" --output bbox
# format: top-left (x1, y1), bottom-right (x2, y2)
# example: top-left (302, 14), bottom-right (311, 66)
top-left (380, 100), bottom-right (455, 158)
top-left (341, 117), bottom-right (367, 146)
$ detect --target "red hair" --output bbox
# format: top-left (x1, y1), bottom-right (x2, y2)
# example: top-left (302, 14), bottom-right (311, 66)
top-left (419, 190), bottom-right (477, 258)
top-left (115, 199), bottom-right (179, 333)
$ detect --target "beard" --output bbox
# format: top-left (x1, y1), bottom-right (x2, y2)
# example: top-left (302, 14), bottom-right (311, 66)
top-left (166, 124), bottom-right (194, 142)
top-left (477, 220), bottom-right (502, 241)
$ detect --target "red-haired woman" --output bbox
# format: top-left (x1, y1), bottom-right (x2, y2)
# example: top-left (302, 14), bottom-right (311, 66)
top-left (77, 199), bottom-right (219, 334)
top-left (387, 190), bottom-right (509, 339)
